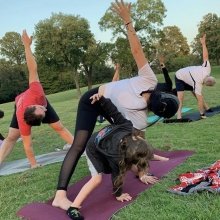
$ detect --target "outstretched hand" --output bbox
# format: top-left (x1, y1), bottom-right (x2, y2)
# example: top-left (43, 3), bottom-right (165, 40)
top-left (90, 93), bottom-right (101, 104)
top-left (111, 0), bottom-right (132, 24)
top-left (139, 174), bottom-right (159, 184)
top-left (200, 34), bottom-right (206, 45)
top-left (22, 30), bottom-right (32, 47)
top-left (116, 193), bottom-right (132, 202)
top-left (158, 56), bottom-right (165, 64)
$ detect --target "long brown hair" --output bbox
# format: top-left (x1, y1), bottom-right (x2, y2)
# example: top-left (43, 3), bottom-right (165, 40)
top-left (114, 135), bottom-right (153, 191)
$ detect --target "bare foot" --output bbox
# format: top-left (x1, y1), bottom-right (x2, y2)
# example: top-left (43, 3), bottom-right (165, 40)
top-left (153, 154), bottom-right (169, 161)
top-left (159, 156), bottom-right (169, 161)
top-left (52, 191), bottom-right (72, 210)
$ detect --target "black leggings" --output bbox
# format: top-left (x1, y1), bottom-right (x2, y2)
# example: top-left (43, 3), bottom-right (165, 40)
top-left (57, 87), bottom-right (112, 190)
top-left (156, 67), bottom-right (173, 92)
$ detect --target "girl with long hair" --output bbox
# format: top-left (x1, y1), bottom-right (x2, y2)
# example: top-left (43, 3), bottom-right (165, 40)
top-left (66, 96), bottom-right (158, 220)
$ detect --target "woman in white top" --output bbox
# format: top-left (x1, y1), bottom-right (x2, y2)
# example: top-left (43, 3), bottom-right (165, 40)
top-left (52, 0), bottom-right (179, 210)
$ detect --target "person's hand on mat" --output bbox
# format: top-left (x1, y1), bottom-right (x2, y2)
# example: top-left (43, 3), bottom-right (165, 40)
top-left (90, 93), bottom-right (101, 104)
top-left (139, 174), bottom-right (159, 184)
top-left (31, 163), bottom-right (42, 169)
top-left (116, 193), bottom-right (132, 202)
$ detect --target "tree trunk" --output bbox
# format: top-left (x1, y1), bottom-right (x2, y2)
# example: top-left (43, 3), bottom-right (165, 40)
top-left (72, 70), bottom-right (81, 98)
top-left (87, 69), bottom-right (92, 90)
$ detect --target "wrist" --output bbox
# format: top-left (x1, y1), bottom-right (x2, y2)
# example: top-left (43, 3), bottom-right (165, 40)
top-left (125, 21), bottom-right (132, 27)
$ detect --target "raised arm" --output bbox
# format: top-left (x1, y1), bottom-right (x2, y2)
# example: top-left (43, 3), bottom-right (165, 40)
top-left (22, 30), bottom-right (39, 84)
top-left (98, 96), bottom-right (131, 125)
top-left (200, 34), bottom-right (209, 62)
top-left (111, 0), bottom-right (148, 70)
top-left (112, 63), bottom-right (120, 81)
top-left (158, 56), bottom-right (165, 68)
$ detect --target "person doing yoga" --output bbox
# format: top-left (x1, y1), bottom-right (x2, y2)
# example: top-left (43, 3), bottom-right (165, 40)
top-left (66, 96), bottom-right (158, 220)
top-left (52, 0), bottom-right (178, 210)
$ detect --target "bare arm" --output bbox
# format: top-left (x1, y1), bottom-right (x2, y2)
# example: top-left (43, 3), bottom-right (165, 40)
top-left (195, 94), bottom-right (205, 115)
top-left (112, 63), bottom-right (120, 81)
top-left (111, 0), bottom-right (148, 70)
top-left (158, 56), bottom-right (165, 67)
top-left (200, 34), bottom-right (209, 62)
top-left (21, 135), bottom-right (38, 168)
top-left (22, 30), bottom-right (39, 84)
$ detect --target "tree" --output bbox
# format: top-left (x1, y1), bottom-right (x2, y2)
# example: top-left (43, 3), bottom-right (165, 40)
top-left (34, 13), bottom-right (94, 97)
top-left (154, 26), bottom-right (190, 71)
top-left (99, 0), bottom-right (166, 74)
top-left (157, 26), bottom-right (190, 57)
top-left (0, 59), bottom-right (27, 103)
top-left (99, 0), bottom-right (166, 39)
top-left (192, 13), bottom-right (220, 65)
top-left (0, 32), bottom-right (25, 65)
top-left (80, 41), bottom-right (112, 90)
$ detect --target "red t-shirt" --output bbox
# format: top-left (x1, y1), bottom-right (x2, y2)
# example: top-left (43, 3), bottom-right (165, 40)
top-left (15, 82), bottom-right (47, 136)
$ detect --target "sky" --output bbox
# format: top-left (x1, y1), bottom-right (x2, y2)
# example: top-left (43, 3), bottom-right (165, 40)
top-left (0, 0), bottom-right (219, 45)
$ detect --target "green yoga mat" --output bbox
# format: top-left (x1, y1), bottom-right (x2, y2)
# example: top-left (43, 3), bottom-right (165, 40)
top-left (147, 107), bottom-right (192, 123)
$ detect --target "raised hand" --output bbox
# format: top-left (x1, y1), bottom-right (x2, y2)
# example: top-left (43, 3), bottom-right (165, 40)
top-left (111, 0), bottom-right (132, 24)
top-left (22, 30), bottom-right (32, 47)
top-left (115, 63), bottom-right (120, 70)
top-left (200, 34), bottom-right (206, 45)
top-left (158, 56), bottom-right (165, 65)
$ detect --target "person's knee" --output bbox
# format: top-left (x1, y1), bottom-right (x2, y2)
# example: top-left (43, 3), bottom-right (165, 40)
top-left (6, 132), bottom-right (20, 143)
top-left (51, 121), bottom-right (65, 133)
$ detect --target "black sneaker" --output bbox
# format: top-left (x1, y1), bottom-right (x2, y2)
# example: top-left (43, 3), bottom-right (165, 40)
top-left (67, 207), bottom-right (84, 220)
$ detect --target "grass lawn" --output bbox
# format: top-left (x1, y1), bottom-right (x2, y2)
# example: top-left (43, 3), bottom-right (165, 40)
top-left (0, 66), bottom-right (219, 220)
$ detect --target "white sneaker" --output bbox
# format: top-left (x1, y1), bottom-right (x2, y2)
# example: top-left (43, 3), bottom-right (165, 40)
top-left (63, 143), bottom-right (72, 151)
top-left (16, 137), bottom-right (22, 142)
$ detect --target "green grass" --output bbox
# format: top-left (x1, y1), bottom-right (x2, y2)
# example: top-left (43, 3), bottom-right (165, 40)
top-left (0, 66), bottom-right (220, 220)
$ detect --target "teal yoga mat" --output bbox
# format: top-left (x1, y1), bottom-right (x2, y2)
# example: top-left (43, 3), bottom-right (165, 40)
top-left (147, 107), bottom-right (192, 123)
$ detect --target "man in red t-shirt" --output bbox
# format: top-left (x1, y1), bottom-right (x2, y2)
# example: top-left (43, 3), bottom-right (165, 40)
top-left (0, 30), bottom-right (73, 168)
top-left (0, 110), bottom-right (4, 141)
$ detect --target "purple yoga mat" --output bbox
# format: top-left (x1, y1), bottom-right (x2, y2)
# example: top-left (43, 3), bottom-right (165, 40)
top-left (17, 150), bottom-right (194, 220)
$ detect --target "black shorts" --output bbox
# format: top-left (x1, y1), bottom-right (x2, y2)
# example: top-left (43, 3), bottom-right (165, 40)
top-left (175, 76), bottom-right (193, 92)
top-left (10, 99), bottom-right (60, 129)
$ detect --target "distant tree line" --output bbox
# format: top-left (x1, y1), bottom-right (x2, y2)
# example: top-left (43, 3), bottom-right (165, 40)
top-left (0, 0), bottom-right (219, 103)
